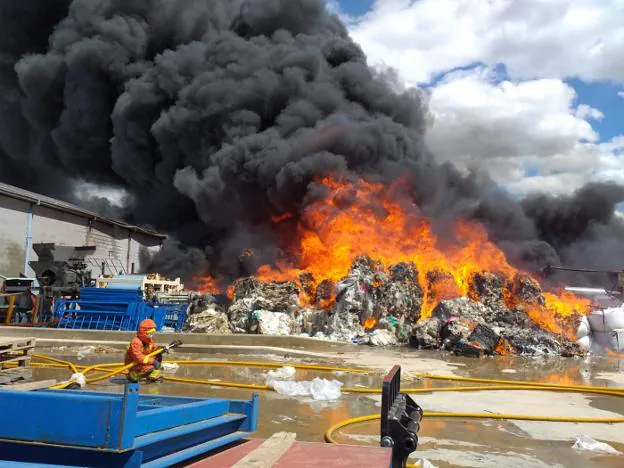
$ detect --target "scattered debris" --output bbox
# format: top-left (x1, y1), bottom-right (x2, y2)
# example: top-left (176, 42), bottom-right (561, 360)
top-left (162, 362), bottom-right (180, 372)
top-left (77, 346), bottom-right (96, 360)
top-left (414, 459), bottom-right (437, 468)
top-left (572, 435), bottom-right (622, 455)
top-left (265, 366), bottom-right (297, 381)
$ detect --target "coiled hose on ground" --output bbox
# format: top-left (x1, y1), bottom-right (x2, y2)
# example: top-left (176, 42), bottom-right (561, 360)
top-left (25, 353), bottom-right (624, 468)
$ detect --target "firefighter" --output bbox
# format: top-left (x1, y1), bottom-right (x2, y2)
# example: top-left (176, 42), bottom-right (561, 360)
top-left (125, 318), bottom-right (163, 382)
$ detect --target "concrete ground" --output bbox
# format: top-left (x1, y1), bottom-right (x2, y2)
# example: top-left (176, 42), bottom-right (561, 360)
top-left (3, 326), bottom-right (623, 467)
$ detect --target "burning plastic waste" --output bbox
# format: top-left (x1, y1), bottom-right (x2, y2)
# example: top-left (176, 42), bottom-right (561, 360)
top-left (188, 176), bottom-right (592, 356)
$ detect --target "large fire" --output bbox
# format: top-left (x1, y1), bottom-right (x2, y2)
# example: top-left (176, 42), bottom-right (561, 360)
top-left (199, 176), bottom-right (591, 334)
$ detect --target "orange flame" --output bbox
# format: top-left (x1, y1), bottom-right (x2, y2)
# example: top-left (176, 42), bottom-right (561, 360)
top-left (364, 317), bottom-right (377, 330)
top-left (195, 276), bottom-right (221, 295)
top-left (202, 176), bottom-right (592, 334)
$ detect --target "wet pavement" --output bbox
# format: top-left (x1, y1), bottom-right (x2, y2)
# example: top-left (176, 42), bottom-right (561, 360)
top-left (34, 346), bottom-right (624, 468)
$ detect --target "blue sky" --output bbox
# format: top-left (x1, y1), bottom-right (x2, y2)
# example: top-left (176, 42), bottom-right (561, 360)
top-left (569, 79), bottom-right (624, 142)
top-left (337, 0), bottom-right (623, 144)
top-left (332, 0), bottom-right (624, 199)
top-left (338, 0), bottom-right (375, 17)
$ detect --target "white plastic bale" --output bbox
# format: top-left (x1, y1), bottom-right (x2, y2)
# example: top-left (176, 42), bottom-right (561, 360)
top-left (575, 335), bottom-right (592, 351)
top-left (576, 315), bottom-right (591, 339)
top-left (613, 329), bottom-right (624, 352)
top-left (592, 330), bottom-right (624, 351)
top-left (587, 307), bottom-right (624, 333)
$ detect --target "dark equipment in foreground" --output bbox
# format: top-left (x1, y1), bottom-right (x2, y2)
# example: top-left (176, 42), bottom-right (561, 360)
top-left (0, 382), bottom-right (259, 467)
top-left (381, 365), bottom-right (424, 468)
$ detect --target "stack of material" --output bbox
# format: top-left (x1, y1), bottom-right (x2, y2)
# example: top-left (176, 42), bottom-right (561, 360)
top-left (577, 306), bottom-right (624, 352)
top-left (0, 337), bottom-right (35, 385)
top-left (183, 257), bottom-right (585, 356)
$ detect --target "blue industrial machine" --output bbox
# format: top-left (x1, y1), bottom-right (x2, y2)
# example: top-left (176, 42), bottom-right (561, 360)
top-left (52, 287), bottom-right (188, 332)
top-left (0, 383), bottom-right (259, 467)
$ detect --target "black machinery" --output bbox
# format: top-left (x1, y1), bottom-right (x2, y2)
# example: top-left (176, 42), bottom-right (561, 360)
top-left (381, 365), bottom-right (423, 468)
top-left (28, 243), bottom-right (96, 290)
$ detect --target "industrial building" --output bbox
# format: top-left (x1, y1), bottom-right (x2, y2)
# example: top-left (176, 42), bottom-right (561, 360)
top-left (0, 182), bottom-right (166, 280)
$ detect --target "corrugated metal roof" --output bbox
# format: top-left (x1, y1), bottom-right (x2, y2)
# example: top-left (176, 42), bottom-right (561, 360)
top-left (0, 181), bottom-right (167, 239)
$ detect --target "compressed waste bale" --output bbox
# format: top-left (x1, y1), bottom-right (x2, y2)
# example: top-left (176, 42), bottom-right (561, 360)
top-left (184, 305), bottom-right (231, 334)
top-left (298, 272), bottom-right (316, 297)
top-left (409, 317), bottom-right (442, 349)
top-left (368, 329), bottom-right (399, 346)
top-left (469, 272), bottom-right (506, 309)
top-left (315, 279), bottom-right (335, 306)
top-left (466, 323), bottom-right (500, 354)
top-left (441, 317), bottom-right (477, 346)
top-left (377, 262), bottom-right (423, 322)
top-left (325, 312), bottom-right (365, 342)
top-left (334, 256), bottom-right (380, 318)
top-left (451, 339), bottom-right (486, 358)
top-left (433, 297), bottom-right (495, 324)
top-left (249, 310), bottom-right (298, 335)
top-left (507, 273), bottom-right (545, 306)
top-left (503, 329), bottom-right (563, 355)
top-left (300, 308), bottom-right (328, 335)
top-left (227, 279), bottom-right (301, 333)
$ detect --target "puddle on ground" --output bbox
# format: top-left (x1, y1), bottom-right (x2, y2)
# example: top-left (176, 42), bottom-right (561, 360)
top-left (34, 347), bottom-right (624, 468)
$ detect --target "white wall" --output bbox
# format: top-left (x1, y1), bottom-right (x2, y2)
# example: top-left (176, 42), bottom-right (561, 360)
top-left (0, 193), bottom-right (163, 279)
top-left (0, 196), bottom-right (30, 276)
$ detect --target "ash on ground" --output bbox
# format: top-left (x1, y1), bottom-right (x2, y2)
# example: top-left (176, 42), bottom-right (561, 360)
top-left (185, 257), bottom-right (584, 357)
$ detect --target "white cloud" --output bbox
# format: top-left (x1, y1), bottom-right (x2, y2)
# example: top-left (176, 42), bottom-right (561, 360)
top-left (618, 90), bottom-right (624, 98)
top-left (340, 0), bottom-right (624, 196)
top-left (423, 67), bottom-right (623, 196)
top-left (348, 0), bottom-right (624, 84)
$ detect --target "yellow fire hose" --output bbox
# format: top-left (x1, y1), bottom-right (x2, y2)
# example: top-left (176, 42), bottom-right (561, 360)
top-left (25, 353), bottom-right (624, 468)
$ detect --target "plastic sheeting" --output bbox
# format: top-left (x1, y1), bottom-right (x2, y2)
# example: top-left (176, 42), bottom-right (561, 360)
top-left (572, 435), bottom-right (621, 455)
top-left (265, 366), bottom-right (343, 400)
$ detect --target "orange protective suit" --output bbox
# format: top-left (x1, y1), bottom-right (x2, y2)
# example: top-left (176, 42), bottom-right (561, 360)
top-left (125, 319), bottom-right (160, 381)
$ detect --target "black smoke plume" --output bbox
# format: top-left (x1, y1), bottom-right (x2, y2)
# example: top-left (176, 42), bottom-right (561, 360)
top-left (0, 0), bottom-right (622, 288)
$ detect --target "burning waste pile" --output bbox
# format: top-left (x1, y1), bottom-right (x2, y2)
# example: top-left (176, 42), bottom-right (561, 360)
top-left (2, 0), bottom-right (618, 357)
top-left (185, 255), bottom-right (589, 357)
top-left (182, 175), bottom-right (593, 357)
top-left (181, 173), bottom-right (597, 358)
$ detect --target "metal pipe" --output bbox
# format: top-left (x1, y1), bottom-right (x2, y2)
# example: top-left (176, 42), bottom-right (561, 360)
top-left (126, 231), bottom-right (131, 274)
top-left (545, 265), bottom-right (621, 274)
top-left (23, 203), bottom-right (34, 274)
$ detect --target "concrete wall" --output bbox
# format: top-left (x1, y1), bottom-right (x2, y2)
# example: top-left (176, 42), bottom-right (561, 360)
top-left (0, 193), bottom-right (163, 278)
top-left (0, 196), bottom-right (30, 276)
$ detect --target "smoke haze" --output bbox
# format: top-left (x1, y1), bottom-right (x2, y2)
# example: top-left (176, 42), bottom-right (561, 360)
top-left (0, 0), bottom-right (622, 286)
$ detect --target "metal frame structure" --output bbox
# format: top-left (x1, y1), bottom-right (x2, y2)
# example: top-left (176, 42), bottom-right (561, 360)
top-left (0, 383), bottom-right (259, 467)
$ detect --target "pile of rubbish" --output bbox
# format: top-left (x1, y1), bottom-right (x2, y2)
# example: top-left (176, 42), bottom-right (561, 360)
top-left (184, 256), bottom-right (597, 356)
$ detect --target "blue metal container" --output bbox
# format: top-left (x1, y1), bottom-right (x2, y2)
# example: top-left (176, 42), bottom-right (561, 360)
top-left (0, 384), bottom-right (259, 467)
top-left (52, 288), bottom-right (187, 332)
